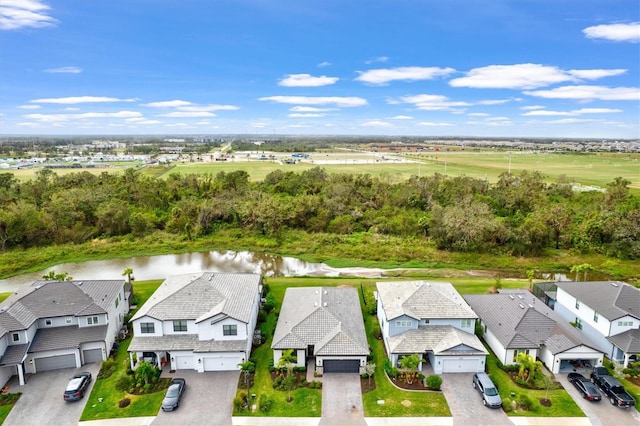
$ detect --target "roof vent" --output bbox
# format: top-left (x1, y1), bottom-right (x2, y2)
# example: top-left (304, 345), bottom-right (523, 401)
top-left (509, 295), bottom-right (514, 300)
top-left (528, 304), bottom-right (534, 308)
top-left (518, 295), bottom-right (524, 299)
top-left (323, 302), bottom-right (328, 307)
top-left (610, 282), bottom-right (619, 287)
top-left (518, 304), bottom-right (525, 309)
top-left (324, 290), bottom-right (328, 295)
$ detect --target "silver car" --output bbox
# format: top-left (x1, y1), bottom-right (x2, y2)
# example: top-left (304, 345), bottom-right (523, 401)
top-left (472, 372), bottom-right (502, 408)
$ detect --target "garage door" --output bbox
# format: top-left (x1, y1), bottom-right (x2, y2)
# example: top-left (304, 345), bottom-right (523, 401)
top-left (323, 359), bottom-right (360, 373)
top-left (175, 355), bottom-right (195, 370)
top-left (83, 348), bottom-right (103, 364)
top-left (203, 355), bottom-right (243, 371)
top-left (441, 358), bottom-right (480, 373)
top-left (34, 354), bottom-right (76, 372)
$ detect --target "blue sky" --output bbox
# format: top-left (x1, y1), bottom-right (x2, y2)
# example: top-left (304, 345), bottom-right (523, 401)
top-left (1, 0), bottom-right (638, 138)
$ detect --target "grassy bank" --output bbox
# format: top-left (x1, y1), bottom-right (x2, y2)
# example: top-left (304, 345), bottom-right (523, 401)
top-left (1, 230), bottom-right (639, 282)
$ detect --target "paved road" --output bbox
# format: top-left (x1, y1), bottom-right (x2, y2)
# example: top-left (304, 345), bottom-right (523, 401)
top-left (557, 373), bottom-right (640, 426)
top-left (319, 373), bottom-right (366, 426)
top-left (441, 373), bottom-right (512, 426)
top-left (151, 370), bottom-right (239, 426)
top-left (4, 363), bottom-right (101, 426)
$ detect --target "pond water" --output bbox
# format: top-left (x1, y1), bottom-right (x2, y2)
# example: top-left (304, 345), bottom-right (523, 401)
top-left (0, 249), bottom-right (600, 294)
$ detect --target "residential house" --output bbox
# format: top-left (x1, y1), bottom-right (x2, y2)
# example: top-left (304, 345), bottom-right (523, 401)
top-left (552, 281), bottom-right (639, 367)
top-left (0, 279), bottom-right (129, 387)
top-left (129, 273), bottom-right (261, 372)
top-left (465, 290), bottom-right (604, 374)
top-left (376, 281), bottom-right (487, 374)
top-left (271, 287), bottom-right (369, 374)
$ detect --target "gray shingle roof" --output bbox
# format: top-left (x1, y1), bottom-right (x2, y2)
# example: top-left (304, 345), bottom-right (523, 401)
top-left (0, 344), bottom-right (28, 366)
top-left (555, 281), bottom-right (640, 321)
top-left (608, 328), bottom-right (640, 353)
top-left (131, 273), bottom-right (261, 324)
top-left (388, 325), bottom-right (487, 356)
top-left (128, 335), bottom-right (247, 353)
top-left (271, 287), bottom-right (369, 356)
top-left (28, 325), bottom-right (107, 352)
top-left (465, 291), bottom-right (601, 355)
top-left (376, 281), bottom-right (478, 321)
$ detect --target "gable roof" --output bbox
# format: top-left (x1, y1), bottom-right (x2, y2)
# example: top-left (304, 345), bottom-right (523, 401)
top-left (0, 280), bottom-right (124, 335)
top-left (555, 281), bottom-right (640, 321)
top-left (131, 273), bottom-right (261, 324)
top-left (608, 328), bottom-right (640, 354)
top-left (465, 291), bottom-right (601, 355)
top-left (271, 287), bottom-right (369, 357)
top-left (376, 281), bottom-right (478, 321)
top-left (388, 325), bottom-right (488, 356)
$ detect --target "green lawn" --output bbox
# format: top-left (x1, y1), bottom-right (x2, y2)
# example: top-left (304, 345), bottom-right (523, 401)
top-left (486, 355), bottom-right (585, 417)
top-left (0, 293), bottom-right (12, 304)
top-left (0, 393), bottom-right (21, 425)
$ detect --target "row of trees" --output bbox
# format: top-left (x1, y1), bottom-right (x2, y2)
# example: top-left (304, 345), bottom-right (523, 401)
top-left (0, 167), bottom-right (638, 258)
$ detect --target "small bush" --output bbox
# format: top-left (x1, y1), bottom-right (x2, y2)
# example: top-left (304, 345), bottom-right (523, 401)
top-left (426, 374), bottom-right (442, 390)
top-left (309, 380), bottom-right (322, 389)
top-left (257, 309), bottom-right (267, 322)
top-left (115, 374), bottom-right (133, 392)
top-left (118, 397), bottom-right (131, 408)
top-left (143, 383), bottom-right (152, 394)
top-left (259, 394), bottom-right (273, 412)
top-left (293, 366), bottom-right (306, 372)
top-left (518, 394), bottom-right (534, 411)
top-left (268, 358), bottom-right (276, 372)
top-left (623, 367), bottom-right (639, 377)
top-left (383, 359), bottom-right (399, 379)
top-left (233, 396), bottom-right (244, 411)
top-left (263, 293), bottom-right (276, 313)
top-left (97, 359), bottom-right (117, 380)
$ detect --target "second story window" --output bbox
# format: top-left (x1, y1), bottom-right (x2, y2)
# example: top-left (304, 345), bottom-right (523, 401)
top-left (12, 333), bottom-right (19, 342)
top-left (395, 320), bottom-right (412, 327)
top-left (575, 317), bottom-right (583, 330)
top-left (87, 316), bottom-right (99, 325)
top-left (65, 317), bottom-right (73, 324)
top-left (173, 320), bottom-right (187, 332)
top-left (223, 324), bottom-right (237, 336)
top-left (593, 312), bottom-right (599, 322)
top-left (575, 300), bottom-right (581, 309)
top-left (140, 322), bottom-right (155, 334)
top-left (461, 319), bottom-right (472, 328)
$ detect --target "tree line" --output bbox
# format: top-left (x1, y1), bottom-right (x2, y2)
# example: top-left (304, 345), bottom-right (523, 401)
top-left (0, 168), bottom-right (638, 259)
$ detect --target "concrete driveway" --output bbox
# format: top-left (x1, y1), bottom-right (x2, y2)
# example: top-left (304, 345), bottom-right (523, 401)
top-left (441, 373), bottom-right (511, 426)
top-left (319, 373), bottom-right (365, 426)
top-left (557, 373), bottom-right (640, 426)
top-left (152, 370), bottom-right (239, 426)
top-left (3, 363), bottom-right (101, 426)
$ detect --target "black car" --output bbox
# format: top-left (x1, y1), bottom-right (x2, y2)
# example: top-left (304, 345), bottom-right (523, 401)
top-left (63, 372), bottom-right (92, 402)
top-left (568, 373), bottom-right (601, 402)
top-left (161, 378), bottom-right (186, 412)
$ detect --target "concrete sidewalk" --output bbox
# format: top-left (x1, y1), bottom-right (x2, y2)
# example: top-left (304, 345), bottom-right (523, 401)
top-left (79, 417), bottom-right (155, 426)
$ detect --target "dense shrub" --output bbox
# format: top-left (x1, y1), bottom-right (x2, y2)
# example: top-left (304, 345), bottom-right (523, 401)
top-left (115, 374), bottom-right (133, 392)
top-left (518, 394), bottom-right (534, 411)
top-left (426, 374), bottom-right (442, 390)
top-left (97, 359), bottom-right (117, 380)
top-left (259, 394), bottom-right (273, 412)
top-left (623, 367), bottom-right (639, 377)
top-left (263, 293), bottom-right (276, 313)
top-left (383, 359), bottom-right (399, 379)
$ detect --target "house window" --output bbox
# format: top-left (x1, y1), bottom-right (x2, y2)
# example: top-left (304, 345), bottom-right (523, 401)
top-left (140, 322), bottom-right (155, 333)
top-left (12, 333), bottom-right (19, 342)
top-left (593, 312), bottom-right (599, 322)
top-left (424, 319), bottom-right (430, 324)
top-left (575, 318), bottom-right (583, 330)
top-left (513, 349), bottom-right (530, 362)
top-left (575, 300), bottom-right (581, 309)
top-left (45, 319), bottom-right (52, 326)
top-left (87, 316), bottom-right (99, 325)
top-left (461, 319), bottom-right (472, 328)
top-left (173, 320), bottom-right (187, 332)
top-left (223, 324), bottom-right (237, 336)
top-left (618, 320), bottom-right (633, 327)
top-left (395, 320), bottom-right (412, 327)
top-left (65, 317), bottom-right (73, 324)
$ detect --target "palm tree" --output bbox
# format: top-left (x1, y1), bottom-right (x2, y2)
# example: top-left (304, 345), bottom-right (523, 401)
top-left (42, 270), bottom-right (72, 281)
top-left (122, 267), bottom-right (134, 285)
top-left (276, 349), bottom-right (297, 402)
top-left (238, 360), bottom-right (255, 394)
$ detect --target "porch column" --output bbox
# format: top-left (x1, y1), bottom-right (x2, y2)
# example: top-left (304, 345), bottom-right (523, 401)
top-left (17, 364), bottom-right (25, 386)
top-left (623, 352), bottom-right (630, 368)
top-left (129, 352), bottom-right (136, 370)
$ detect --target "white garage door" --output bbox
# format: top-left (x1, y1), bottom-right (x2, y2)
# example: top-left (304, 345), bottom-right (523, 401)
top-left (441, 357), bottom-right (480, 373)
top-left (175, 355), bottom-right (195, 370)
top-left (203, 355), bottom-right (243, 371)
top-left (83, 348), bottom-right (103, 364)
top-left (34, 354), bottom-right (76, 372)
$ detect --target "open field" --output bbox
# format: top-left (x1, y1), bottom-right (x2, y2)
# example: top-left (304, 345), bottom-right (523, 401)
top-left (5, 150), bottom-right (640, 189)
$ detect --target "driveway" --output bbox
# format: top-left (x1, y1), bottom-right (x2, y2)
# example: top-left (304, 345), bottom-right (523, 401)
top-left (3, 363), bottom-right (101, 426)
top-left (152, 370), bottom-right (239, 426)
top-left (558, 373), bottom-right (640, 426)
top-left (441, 373), bottom-right (511, 426)
top-left (319, 373), bottom-right (366, 426)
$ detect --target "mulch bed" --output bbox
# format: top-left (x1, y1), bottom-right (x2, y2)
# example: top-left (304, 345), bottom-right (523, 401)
top-left (360, 376), bottom-right (377, 393)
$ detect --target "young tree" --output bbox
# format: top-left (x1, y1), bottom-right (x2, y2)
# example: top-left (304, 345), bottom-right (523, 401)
top-left (122, 267), bottom-right (134, 285)
top-left (238, 360), bottom-right (256, 393)
top-left (135, 361), bottom-right (158, 386)
top-left (398, 354), bottom-right (421, 384)
top-left (364, 362), bottom-right (376, 388)
top-left (276, 349), bottom-right (297, 402)
top-left (516, 353), bottom-right (541, 384)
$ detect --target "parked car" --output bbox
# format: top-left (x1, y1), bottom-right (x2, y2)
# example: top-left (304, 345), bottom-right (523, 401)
top-left (472, 372), bottom-right (502, 408)
top-left (592, 375), bottom-right (636, 408)
top-left (63, 372), bottom-right (92, 402)
top-left (161, 378), bottom-right (186, 412)
top-left (568, 373), bottom-right (601, 401)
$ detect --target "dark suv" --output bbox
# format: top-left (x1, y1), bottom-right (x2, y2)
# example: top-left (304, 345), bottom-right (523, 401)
top-left (472, 372), bottom-right (502, 408)
top-left (63, 372), bottom-right (92, 402)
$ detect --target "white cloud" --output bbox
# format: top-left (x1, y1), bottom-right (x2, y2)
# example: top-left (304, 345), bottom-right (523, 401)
top-left (389, 115), bottom-right (413, 120)
top-left (24, 111), bottom-right (143, 122)
top-left (361, 120), bottom-right (392, 127)
top-left (467, 113), bottom-right (490, 117)
top-left (133, 120), bottom-right (162, 125)
top-left (476, 99), bottom-right (511, 105)
top-left (289, 106), bottom-right (337, 112)
top-left (177, 104), bottom-right (239, 112)
top-left (356, 66), bottom-right (455, 85)
top-left (16, 122), bottom-right (40, 127)
top-left (288, 113), bottom-right (325, 118)
top-left (0, 0), bottom-right (57, 30)
top-left (417, 121), bottom-right (453, 127)
top-left (522, 107), bottom-right (622, 116)
top-left (450, 64), bottom-right (625, 90)
top-left (259, 96), bottom-right (367, 107)
top-left (142, 100), bottom-right (193, 108)
top-left (317, 61), bottom-right (331, 67)
top-left (158, 111), bottom-right (216, 118)
top-left (521, 105), bottom-right (546, 110)
top-left (545, 118), bottom-right (603, 124)
top-left (18, 104), bottom-right (41, 109)
top-left (195, 120), bottom-right (210, 125)
top-left (365, 56), bottom-right (389, 64)
top-left (30, 96), bottom-right (137, 104)
top-left (583, 22), bottom-right (640, 42)
top-left (43, 66), bottom-right (82, 74)
top-left (395, 94), bottom-right (470, 110)
top-left (524, 85), bottom-right (640, 101)
top-left (65, 107), bottom-right (79, 111)
top-left (278, 74), bottom-right (339, 87)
